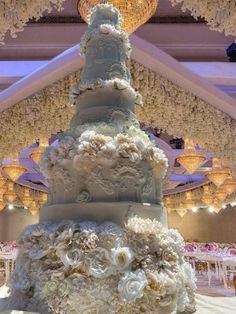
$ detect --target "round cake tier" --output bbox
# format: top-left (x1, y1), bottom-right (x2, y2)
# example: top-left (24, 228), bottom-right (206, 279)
top-left (71, 86), bottom-right (136, 126)
top-left (40, 201), bottom-right (167, 227)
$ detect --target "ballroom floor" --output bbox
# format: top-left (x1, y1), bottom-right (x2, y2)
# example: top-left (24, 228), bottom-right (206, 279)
top-left (196, 274), bottom-right (235, 297)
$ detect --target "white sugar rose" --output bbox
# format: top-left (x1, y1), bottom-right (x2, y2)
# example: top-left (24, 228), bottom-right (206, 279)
top-left (87, 247), bottom-right (115, 278)
top-left (118, 270), bottom-right (148, 303)
top-left (111, 247), bottom-right (134, 271)
top-left (58, 248), bottom-right (82, 267)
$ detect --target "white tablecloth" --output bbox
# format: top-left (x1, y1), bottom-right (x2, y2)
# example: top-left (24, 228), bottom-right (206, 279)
top-left (195, 294), bottom-right (236, 314)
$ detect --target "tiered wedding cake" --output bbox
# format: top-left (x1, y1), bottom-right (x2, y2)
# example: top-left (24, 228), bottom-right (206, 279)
top-left (7, 4), bottom-right (196, 313)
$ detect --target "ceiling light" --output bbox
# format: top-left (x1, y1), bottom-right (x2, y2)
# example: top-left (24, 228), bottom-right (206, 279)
top-left (176, 138), bottom-right (206, 174)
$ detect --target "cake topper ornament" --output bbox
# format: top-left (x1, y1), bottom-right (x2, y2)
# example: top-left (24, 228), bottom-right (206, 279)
top-left (78, 0), bottom-right (159, 33)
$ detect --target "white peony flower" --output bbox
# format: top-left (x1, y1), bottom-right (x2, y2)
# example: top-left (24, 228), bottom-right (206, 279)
top-left (111, 247), bottom-right (134, 271)
top-left (118, 270), bottom-right (148, 303)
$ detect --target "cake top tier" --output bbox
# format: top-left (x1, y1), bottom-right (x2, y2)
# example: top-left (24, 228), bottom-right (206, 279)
top-left (88, 4), bottom-right (122, 30)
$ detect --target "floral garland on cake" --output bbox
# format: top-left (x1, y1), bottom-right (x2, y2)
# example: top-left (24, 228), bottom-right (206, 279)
top-left (41, 129), bottom-right (168, 180)
top-left (170, 0), bottom-right (236, 38)
top-left (8, 218), bottom-right (196, 313)
top-left (0, 0), bottom-right (65, 44)
top-left (0, 61), bottom-right (235, 172)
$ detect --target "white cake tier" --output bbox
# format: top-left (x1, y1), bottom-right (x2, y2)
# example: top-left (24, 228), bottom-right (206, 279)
top-left (40, 201), bottom-right (168, 227)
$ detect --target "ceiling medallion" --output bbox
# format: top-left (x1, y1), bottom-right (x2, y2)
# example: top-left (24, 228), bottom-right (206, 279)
top-left (78, 0), bottom-right (158, 33)
top-left (2, 155), bottom-right (27, 182)
top-left (207, 158), bottom-right (230, 188)
top-left (176, 138), bottom-right (206, 174)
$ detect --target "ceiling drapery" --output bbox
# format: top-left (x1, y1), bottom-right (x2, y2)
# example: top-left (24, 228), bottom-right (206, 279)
top-left (170, 0), bottom-right (236, 39)
top-left (0, 0), bottom-right (65, 44)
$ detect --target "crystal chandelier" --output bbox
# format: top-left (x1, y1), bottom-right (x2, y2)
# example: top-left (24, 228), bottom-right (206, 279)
top-left (207, 158), bottom-right (230, 188)
top-left (212, 199), bottom-right (222, 214)
top-left (176, 202), bottom-right (188, 217)
top-left (164, 196), bottom-right (175, 213)
top-left (0, 171), bottom-right (6, 187)
top-left (176, 139), bottom-right (206, 174)
top-left (0, 186), bottom-right (6, 198)
top-left (4, 182), bottom-right (17, 203)
top-left (30, 139), bottom-right (48, 164)
top-left (221, 177), bottom-right (236, 195)
top-left (2, 155), bottom-right (27, 181)
top-left (40, 193), bottom-right (48, 206)
top-left (177, 208), bottom-right (188, 217)
top-left (0, 197), bottom-right (5, 211)
top-left (202, 185), bottom-right (213, 205)
top-left (21, 188), bottom-right (32, 208)
top-left (29, 201), bottom-right (39, 216)
top-left (78, 0), bottom-right (159, 33)
top-left (183, 191), bottom-right (195, 209)
top-left (214, 189), bottom-right (227, 202)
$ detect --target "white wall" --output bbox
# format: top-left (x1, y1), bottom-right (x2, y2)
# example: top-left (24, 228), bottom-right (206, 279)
top-left (0, 207), bottom-right (39, 242)
top-left (168, 207), bottom-right (236, 243)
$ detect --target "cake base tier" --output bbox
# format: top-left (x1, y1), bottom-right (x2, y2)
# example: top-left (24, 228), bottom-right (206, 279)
top-left (40, 202), bottom-right (167, 227)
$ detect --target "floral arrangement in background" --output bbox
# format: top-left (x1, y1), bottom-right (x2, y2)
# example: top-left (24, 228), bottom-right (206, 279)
top-left (0, 0), bottom-right (235, 44)
top-left (8, 218), bottom-right (196, 313)
top-left (0, 0), bottom-right (65, 44)
top-left (0, 60), bottom-right (235, 174)
top-left (170, 0), bottom-right (236, 39)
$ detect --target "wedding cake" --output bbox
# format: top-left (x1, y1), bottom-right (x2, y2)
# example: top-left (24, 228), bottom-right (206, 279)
top-left (6, 4), bottom-right (196, 313)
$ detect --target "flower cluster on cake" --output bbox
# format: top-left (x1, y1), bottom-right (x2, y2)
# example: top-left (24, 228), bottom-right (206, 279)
top-left (6, 4), bottom-right (196, 314)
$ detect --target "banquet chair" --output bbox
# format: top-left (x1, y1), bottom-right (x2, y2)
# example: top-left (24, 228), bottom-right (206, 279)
top-left (0, 253), bottom-right (13, 284)
top-left (222, 260), bottom-right (236, 294)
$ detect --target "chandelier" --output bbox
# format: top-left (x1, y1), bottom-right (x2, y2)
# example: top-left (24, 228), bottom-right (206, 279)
top-left (0, 171), bottom-right (6, 187)
top-left (21, 188), bottom-right (32, 208)
top-left (0, 186), bottom-right (6, 198)
top-left (214, 189), bottom-right (227, 202)
top-left (30, 139), bottom-right (48, 164)
top-left (164, 196), bottom-right (176, 213)
top-left (0, 197), bottom-right (5, 211)
top-left (2, 155), bottom-right (27, 182)
top-left (40, 193), bottom-right (48, 206)
top-left (78, 0), bottom-right (159, 33)
top-left (4, 182), bottom-right (17, 203)
top-left (221, 177), bottom-right (236, 195)
top-left (207, 158), bottom-right (230, 188)
top-left (177, 208), bottom-right (188, 217)
top-left (182, 191), bottom-right (195, 209)
top-left (30, 201), bottom-right (39, 216)
top-left (212, 199), bottom-right (222, 214)
top-left (176, 139), bottom-right (206, 174)
top-left (202, 185), bottom-right (213, 205)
